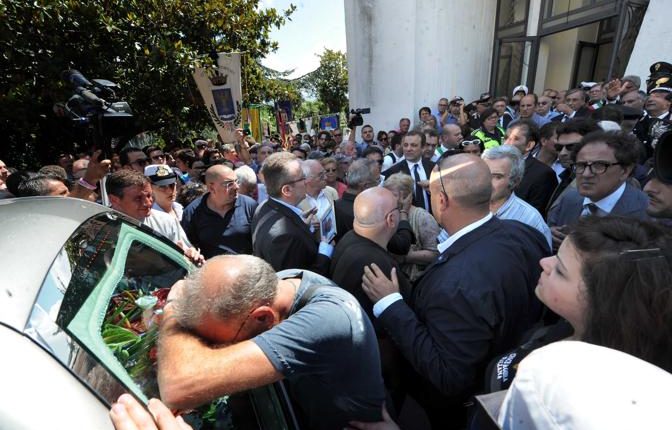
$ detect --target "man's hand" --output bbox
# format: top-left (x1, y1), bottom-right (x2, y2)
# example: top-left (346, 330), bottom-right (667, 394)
top-left (606, 78), bottom-right (622, 100)
top-left (347, 404), bottom-right (399, 430)
top-left (550, 225), bottom-right (567, 252)
top-left (176, 241), bottom-right (204, 266)
top-left (110, 394), bottom-right (192, 430)
top-left (85, 149), bottom-right (112, 184)
top-left (417, 179), bottom-right (430, 191)
top-left (398, 191), bottom-right (412, 213)
top-left (362, 264), bottom-right (399, 303)
top-left (555, 103), bottom-right (571, 115)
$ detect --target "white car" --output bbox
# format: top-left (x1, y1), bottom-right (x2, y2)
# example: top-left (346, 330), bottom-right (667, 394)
top-left (0, 197), bottom-right (299, 429)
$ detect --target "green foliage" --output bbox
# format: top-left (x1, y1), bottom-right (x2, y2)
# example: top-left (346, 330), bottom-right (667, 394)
top-left (300, 49), bottom-right (348, 115)
top-left (0, 0), bottom-right (296, 168)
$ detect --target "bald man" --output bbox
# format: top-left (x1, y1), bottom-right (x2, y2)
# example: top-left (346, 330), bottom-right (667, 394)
top-left (329, 187), bottom-right (411, 412)
top-left (362, 154), bottom-right (550, 429)
top-left (330, 187), bottom-right (411, 326)
top-left (181, 164), bottom-right (258, 258)
top-left (158, 254), bottom-right (385, 429)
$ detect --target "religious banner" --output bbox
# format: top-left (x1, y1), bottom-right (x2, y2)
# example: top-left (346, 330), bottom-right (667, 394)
top-left (319, 114), bottom-right (340, 131)
top-left (193, 52), bottom-right (243, 144)
top-left (241, 105), bottom-right (263, 143)
top-left (304, 117), bottom-right (313, 134)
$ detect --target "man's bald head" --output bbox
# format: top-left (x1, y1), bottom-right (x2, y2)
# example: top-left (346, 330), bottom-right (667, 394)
top-left (204, 164), bottom-right (235, 184)
top-left (430, 154), bottom-right (492, 210)
top-left (354, 187), bottom-right (398, 228)
top-left (175, 255), bottom-right (278, 329)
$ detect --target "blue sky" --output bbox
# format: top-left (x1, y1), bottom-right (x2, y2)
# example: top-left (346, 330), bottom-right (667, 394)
top-left (259, 0), bottom-right (347, 79)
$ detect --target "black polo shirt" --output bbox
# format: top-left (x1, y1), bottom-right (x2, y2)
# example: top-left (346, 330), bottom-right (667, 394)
top-left (181, 193), bottom-right (258, 258)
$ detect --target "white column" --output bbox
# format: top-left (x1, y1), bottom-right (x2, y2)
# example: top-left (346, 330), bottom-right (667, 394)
top-left (344, 0), bottom-right (496, 133)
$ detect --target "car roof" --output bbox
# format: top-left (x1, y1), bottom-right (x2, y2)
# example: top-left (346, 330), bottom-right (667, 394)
top-left (0, 197), bottom-right (122, 329)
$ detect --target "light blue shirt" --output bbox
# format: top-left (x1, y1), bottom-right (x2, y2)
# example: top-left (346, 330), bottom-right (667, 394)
top-left (373, 213), bottom-right (493, 318)
top-left (269, 197), bottom-right (334, 257)
top-left (581, 182), bottom-right (626, 216)
top-left (495, 193), bottom-right (552, 250)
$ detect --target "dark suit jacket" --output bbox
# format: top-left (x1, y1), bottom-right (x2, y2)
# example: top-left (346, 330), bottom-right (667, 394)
top-left (252, 198), bottom-right (330, 275)
top-left (377, 217), bottom-right (550, 428)
top-left (382, 158), bottom-right (435, 211)
top-left (334, 191), bottom-right (415, 254)
top-left (516, 156), bottom-right (558, 218)
top-left (547, 182), bottom-right (649, 227)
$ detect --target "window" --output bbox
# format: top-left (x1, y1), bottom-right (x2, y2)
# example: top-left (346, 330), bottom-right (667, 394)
top-left (25, 213), bottom-right (295, 429)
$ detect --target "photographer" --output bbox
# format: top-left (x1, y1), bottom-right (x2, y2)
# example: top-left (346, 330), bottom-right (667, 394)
top-left (348, 109), bottom-right (376, 156)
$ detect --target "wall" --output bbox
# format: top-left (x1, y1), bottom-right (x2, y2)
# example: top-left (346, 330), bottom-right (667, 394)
top-left (344, 0), bottom-right (496, 132)
top-left (625, 0), bottom-right (671, 91)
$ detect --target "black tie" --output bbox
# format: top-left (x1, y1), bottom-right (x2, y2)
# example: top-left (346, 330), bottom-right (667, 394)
top-left (413, 163), bottom-right (425, 210)
top-left (584, 203), bottom-right (599, 216)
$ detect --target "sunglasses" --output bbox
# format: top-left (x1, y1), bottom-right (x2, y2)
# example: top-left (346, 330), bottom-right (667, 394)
top-left (132, 158), bottom-right (149, 166)
top-left (554, 143), bottom-right (576, 152)
top-left (324, 168), bottom-right (337, 173)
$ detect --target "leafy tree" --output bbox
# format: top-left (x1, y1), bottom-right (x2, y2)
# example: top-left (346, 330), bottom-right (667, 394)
top-left (0, 0), bottom-right (296, 168)
top-left (300, 49), bottom-right (348, 115)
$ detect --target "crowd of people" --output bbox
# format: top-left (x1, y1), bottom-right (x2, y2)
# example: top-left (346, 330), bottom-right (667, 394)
top-left (3, 61), bottom-right (672, 430)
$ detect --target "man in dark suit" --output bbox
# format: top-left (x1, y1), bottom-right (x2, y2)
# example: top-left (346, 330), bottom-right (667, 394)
top-left (382, 130), bottom-right (434, 213)
top-left (362, 154), bottom-right (550, 429)
top-left (548, 131), bottom-right (649, 250)
top-left (252, 152), bottom-right (332, 275)
top-left (504, 119), bottom-right (558, 217)
top-left (557, 88), bottom-right (593, 122)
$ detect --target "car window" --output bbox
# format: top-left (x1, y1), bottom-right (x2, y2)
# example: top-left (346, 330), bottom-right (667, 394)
top-left (25, 212), bottom-right (296, 430)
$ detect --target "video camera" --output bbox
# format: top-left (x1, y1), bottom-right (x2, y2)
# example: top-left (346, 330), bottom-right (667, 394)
top-left (59, 69), bottom-right (136, 159)
top-left (348, 108), bottom-right (371, 128)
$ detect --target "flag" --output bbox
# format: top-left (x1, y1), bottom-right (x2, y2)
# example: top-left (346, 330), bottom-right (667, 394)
top-left (320, 114), bottom-right (339, 131)
top-left (193, 52), bottom-right (242, 143)
top-left (241, 105), bottom-right (263, 142)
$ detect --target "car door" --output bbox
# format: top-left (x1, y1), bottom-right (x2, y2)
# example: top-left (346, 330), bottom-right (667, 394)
top-left (24, 211), bottom-right (299, 430)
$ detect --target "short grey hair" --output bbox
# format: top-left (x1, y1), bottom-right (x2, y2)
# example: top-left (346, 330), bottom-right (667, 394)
top-left (347, 159), bottom-right (378, 189)
top-left (174, 255), bottom-right (278, 330)
top-left (482, 145), bottom-right (525, 189)
top-left (235, 165), bottom-right (257, 186)
top-left (301, 159), bottom-right (321, 177)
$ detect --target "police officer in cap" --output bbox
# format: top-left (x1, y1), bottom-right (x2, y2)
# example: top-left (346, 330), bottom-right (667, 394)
top-left (643, 130), bottom-right (672, 223)
top-left (633, 61), bottom-right (672, 160)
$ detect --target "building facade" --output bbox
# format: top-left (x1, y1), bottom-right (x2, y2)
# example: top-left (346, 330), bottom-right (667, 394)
top-left (345, 0), bottom-right (665, 133)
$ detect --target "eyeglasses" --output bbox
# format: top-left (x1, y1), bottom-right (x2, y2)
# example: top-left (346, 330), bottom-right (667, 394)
top-left (460, 139), bottom-right (481, 147)
top-left (324, 168), bottom-right (337, 173)
top-left (284, 175), bottom-right (306, 186)
top-left (220, 179), bottom-right (240, 190)
top-left (309, 171), bottom-right (327, 180)
top-left (537, 101), bottom-right (549, 106)
top-left (380, 137), bottom-right (388, 141)
top-left (554, 143), bottom-right (578, 152)
top-left (151, 153), bottom-right (166, 161)
top-left (131, 158), bottom-right (149, 166)
top-left (572, 161), bottom-right (623, 175)
top-left (384, 206), bottom-right (400, 218)
top-left (333, 133), bottom-right (342, 137)
top-left (439, 103), bottom-right (449, 107)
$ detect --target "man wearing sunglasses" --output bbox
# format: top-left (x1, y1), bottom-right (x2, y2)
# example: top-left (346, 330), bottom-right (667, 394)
top-left (548, 131), bottom-right (649, 251)
top-left (546, 119), bottom-right (602, 215)
top-left (119, 147), bottom-right (149, 173)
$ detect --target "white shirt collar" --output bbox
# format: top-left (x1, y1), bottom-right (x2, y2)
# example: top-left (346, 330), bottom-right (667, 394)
top-left (437, 213), bottom-right (493, 254)
top-left (270, 196), bottom-right (304, 219)
top-left (582, 182), bottom-right (626, 214)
